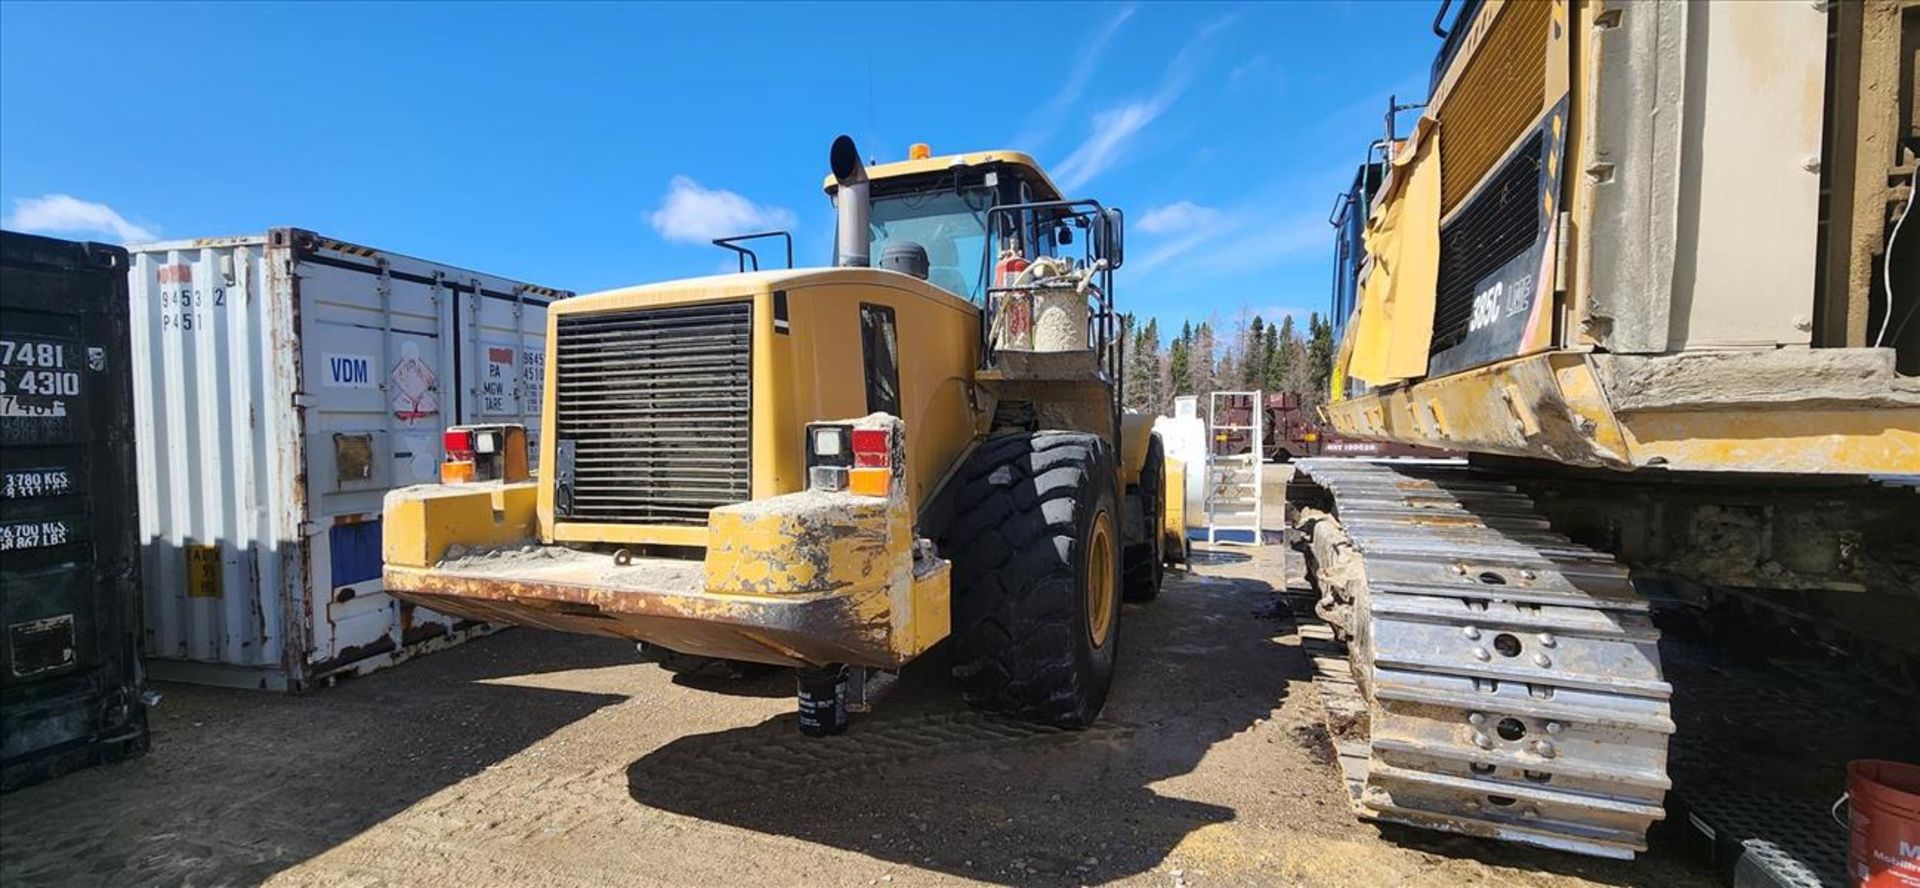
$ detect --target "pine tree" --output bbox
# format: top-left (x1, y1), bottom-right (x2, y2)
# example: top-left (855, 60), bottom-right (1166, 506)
top-left (1125, 317), bottom-right (1163, 413)
top-left (1246, 315), bottom-right (1267, 391)
top-left (1190, 321), bottom-right (1216, 398)
top-left (1261, 321), bottom-right (1282, 392)
top-left (1155, 344), bottom-right (1174, 415)
top-left (1307, 311), bottom-right (1336, 404)
top-left (1275, 314), bottom-right (1298, 393)
top-left (1169, 320), bottom-right (1193, 395)
top-left (1119, 313), bottom-right (1149, 412)
top-left (1168, 337), bottom-right (1190, 396)
top-left (1139, 318), bottom-right (1163, 413)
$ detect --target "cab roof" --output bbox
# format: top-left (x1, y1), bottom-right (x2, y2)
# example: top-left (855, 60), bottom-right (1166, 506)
top-left (821, 149), bottom-right (1064, 202)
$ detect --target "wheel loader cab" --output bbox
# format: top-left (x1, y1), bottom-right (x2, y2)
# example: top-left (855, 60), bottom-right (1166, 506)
top-left (825, 143), bottom-right (1068, 305)
top-left (382, 136), bottom-right (1170, 735)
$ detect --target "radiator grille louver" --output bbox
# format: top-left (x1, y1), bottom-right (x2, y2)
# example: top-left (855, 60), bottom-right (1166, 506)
top-left (1431, 130), bottom-right (1545, 354)
top-left (553, 302), bottom-right (751, 525)
top-left (1435, 0), bottom-right (1550, 216)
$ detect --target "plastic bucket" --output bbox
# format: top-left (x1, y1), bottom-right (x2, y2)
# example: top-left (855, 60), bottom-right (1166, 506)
top-left (1841, 760), bottom-right (1920, 887)
top-left (1030, 285), bottom-right (1089, 351)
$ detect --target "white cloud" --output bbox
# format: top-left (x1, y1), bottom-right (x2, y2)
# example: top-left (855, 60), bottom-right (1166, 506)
top-left (5, 194), bottom-right (157, 243)
top-left (1209, 213), bottom-right (1327, 274)
top-left (1013, 4), bottom-right (1136, 149)
top-left (1134, 224), bottom-right (1223, 274)
top-left (1055, 102), bottom-right (1161, 193)
top-left (1136, 201), bottom-right (1221, 234)
top-left (1134, 202), bottom-right (1239, 273)
top-left (647, 176), bottom-right (796, 245)
top-left (1052, 15), bottom-right (1233, 192)
top-left (1132, 207), bottom-right (1324, 277)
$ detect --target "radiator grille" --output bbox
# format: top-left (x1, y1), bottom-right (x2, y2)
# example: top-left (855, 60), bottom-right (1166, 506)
top-left (553, 302), bottom-right (751, 525)
top-left (1431, 130), bottom-right (1544, 353)
top-left (1435, 0), bottom-right (1549, 215)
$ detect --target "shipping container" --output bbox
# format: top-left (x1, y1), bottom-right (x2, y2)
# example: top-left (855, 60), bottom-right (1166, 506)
top-left (126, 229), bottom-right (569, 691)
top-left (1, 230), bottom-right (150, 791)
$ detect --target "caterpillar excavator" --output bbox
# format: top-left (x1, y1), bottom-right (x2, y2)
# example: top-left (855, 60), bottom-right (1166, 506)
top-left (380, 136), bottom-right (1184, 734)
top-left (1296, 0), bottom-right (1919, 860)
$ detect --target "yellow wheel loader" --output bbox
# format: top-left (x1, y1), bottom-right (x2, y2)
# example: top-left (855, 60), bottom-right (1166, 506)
top-left (382, 137), bottom-right (1182, 733)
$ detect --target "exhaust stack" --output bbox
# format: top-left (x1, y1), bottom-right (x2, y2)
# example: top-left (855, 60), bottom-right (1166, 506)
top-left (830, 135), bottom-right (870, 268)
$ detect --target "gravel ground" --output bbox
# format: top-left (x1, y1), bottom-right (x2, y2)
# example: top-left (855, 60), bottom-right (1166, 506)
top-left (0, 492), bottom-right (1715, 886)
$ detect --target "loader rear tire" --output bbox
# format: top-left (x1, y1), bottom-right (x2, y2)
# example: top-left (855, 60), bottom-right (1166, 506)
top-left (943, 432), bottom-right (1120, 728)
top-left (1123, 434), bottom-right (1165, 602)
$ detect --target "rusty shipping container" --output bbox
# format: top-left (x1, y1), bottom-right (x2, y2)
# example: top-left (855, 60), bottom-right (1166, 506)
top-left (126, 229), bottom-right (569, 691)
top-left (0, 231), bottom-right (150, 791)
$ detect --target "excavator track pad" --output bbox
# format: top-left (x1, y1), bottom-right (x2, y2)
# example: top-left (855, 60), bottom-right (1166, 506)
top-left (1291, 458), bottom-right (1672, 860)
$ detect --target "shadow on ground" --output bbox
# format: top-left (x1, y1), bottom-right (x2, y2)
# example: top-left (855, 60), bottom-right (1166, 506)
top-left (668, 670), bottom-right (794, 698)
top-left (626, 568), bottom-right (1304, 886)
top-left (0, 630), bottom-right (637, 887)
top-left (1184, 548), bottom-right (1252, 566)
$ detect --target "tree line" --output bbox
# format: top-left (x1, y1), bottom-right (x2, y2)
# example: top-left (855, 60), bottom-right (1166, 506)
top-left (1118, 310), bottom-right (1336, 417)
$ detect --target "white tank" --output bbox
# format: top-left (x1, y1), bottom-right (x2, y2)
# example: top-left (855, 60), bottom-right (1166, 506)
top-left (1153, 396), bottom-right (1208, 526)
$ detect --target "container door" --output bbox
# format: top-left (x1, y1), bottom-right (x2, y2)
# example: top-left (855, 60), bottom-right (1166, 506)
top-left (293, 242), bottom-right (454, 674)
top-left (129, 239), bottom-right (305, 685)
top-left (1, 232), bottom-right (147, 782)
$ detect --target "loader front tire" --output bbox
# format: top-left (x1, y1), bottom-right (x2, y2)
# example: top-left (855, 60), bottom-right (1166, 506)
top-left (944, 432), bottom-right (1120, 728)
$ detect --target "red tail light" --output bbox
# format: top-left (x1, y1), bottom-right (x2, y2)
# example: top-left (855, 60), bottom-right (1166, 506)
top-left (848, 427), bottom-right (893, 496)
top-left (850, 429), bottom-right (891, 467)
top-left (805, 420), bottom-right (898, 497)
top-left (444, 428), bottom-right (475, 461)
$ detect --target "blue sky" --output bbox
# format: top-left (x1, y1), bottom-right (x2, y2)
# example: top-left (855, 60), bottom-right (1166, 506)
top-left (1, 1), bottom-right (1438, 337)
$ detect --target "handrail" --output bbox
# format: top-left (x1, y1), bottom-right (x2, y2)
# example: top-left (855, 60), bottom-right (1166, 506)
top-left (711, 230), bottom-right (794, 273)
top-left (1428, 0), bottom-right (1485, 89)
top-left (1328, 192), bottom-right (1354, 228)
top-left (1431, 0), bottom-right (1454, 37)
top-left (979, 198), bottom-right (1123, 421)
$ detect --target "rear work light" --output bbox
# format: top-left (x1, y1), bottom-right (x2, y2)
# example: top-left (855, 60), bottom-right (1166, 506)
top-left (805, 419), bottom-right (898, 497)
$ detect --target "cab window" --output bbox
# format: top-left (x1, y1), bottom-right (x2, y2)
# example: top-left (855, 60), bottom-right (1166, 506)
top-left (867, 185), bottom-right (995, 302)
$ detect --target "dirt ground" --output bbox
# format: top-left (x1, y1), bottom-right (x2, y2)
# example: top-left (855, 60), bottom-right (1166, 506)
top-left (0, 471), bottom-right (1717, 887)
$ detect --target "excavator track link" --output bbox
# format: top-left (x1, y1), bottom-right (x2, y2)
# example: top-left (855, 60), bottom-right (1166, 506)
top-left (1293, 459), bottom-right (1672, 860)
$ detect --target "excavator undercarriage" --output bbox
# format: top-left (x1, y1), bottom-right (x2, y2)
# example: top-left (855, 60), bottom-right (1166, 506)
top-left (1292, 458), bottom-right (1672, 859)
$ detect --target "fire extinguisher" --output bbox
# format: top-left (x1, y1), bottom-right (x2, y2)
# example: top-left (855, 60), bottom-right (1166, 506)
top-left (993, 250), bottom-right (1029, 289)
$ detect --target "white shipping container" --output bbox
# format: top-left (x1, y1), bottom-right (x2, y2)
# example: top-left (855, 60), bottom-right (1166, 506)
top-left (127, 228), bottom-right (569, 690)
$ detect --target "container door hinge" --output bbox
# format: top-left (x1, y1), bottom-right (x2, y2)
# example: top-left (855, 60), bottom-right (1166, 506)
top-left (293, 392), bottom-right (316, 407)
top-left (468, 277), bottom-right (483, 404)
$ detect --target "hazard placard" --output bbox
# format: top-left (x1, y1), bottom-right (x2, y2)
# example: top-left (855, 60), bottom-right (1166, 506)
top-left (186, 544), bottom-right (222, 598)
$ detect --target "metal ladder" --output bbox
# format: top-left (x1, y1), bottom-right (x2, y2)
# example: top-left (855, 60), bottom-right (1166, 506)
top-left (1206, 390), bottom-right (1263, 546)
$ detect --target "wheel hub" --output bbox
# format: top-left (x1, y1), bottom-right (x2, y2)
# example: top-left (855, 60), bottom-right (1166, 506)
top-left (1086, 513), bottom-right (1116, 647)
